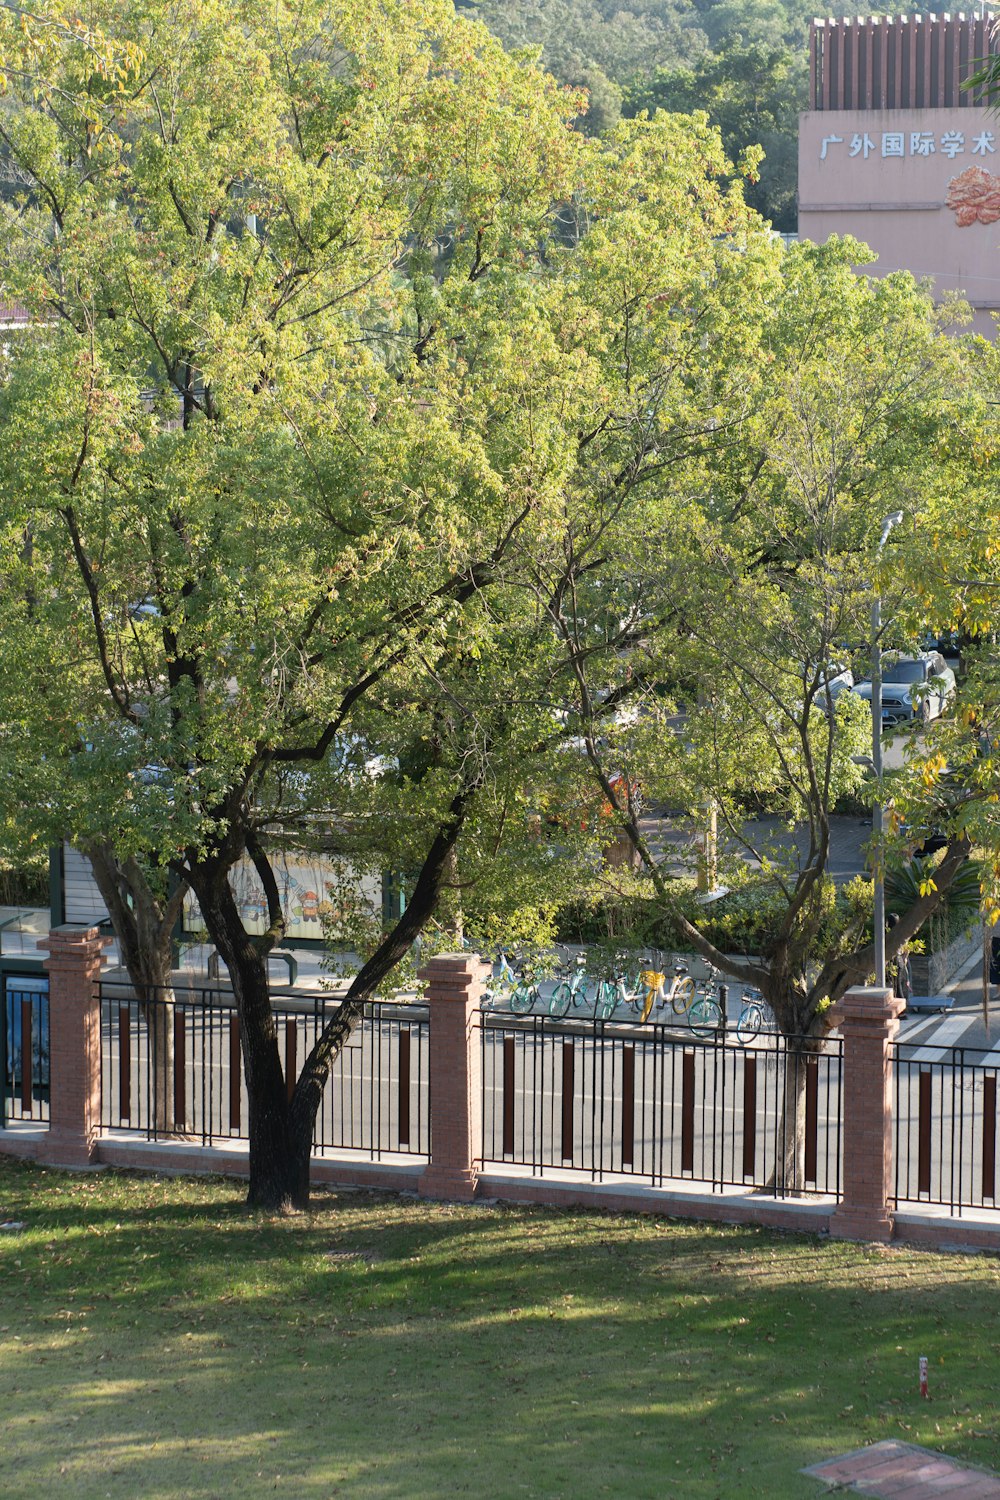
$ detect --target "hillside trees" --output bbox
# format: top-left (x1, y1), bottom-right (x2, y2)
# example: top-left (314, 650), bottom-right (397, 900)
top-left (0, 0), bottom-right (780, 1207)
top-left (626, 42), bottom-right (805, 229)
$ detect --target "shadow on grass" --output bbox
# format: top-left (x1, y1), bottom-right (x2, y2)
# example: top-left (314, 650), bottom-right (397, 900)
top-left (2, 1157), bottom-right (1000, 1498)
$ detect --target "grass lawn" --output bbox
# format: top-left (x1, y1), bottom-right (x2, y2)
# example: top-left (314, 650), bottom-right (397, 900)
top-left (1, 1159), bottom-right (999, 1498)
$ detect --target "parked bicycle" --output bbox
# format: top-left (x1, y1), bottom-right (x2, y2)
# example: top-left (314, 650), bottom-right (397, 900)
top-left (685, 965), bottom-right (730, 1037)
top-left (548, 954), bottom-right (591, 1018)
top-left (593, 953), bottom-right (643, 1019)
top-left (688, 989), bottom-right (724, 1038)
top-left (670, 961), bottom-right (714, 1018)
top-left (686, 982), bottom-right (775, 1043)
top-left (735, 990), bottom-right (774, 1045)
top-left (482, 950), bottom-right (520, 1012)
top-left (483, 952), bottom-right (541, 1014)
top-left (637, 958), bottom-right (695, 1023)
top-left (509, 962), bottom-right (543, 1015)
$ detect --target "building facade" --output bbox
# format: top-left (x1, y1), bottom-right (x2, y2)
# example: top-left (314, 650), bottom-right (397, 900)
top-left (799, 14), bottom-right (1000, 335)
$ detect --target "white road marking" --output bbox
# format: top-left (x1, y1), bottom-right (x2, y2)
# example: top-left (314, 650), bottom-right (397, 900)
top-left (897, 1014), bottom-right (939, 1044)
top-left (908, 1014), bottom-right (980, 1063)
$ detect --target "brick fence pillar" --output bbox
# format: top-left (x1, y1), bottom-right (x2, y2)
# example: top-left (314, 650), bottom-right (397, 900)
top-left (38, 925), bottom-right (108, 1167)
top-left (419, 952), bottom-right (488, 1202)
top-left (829, 984), bottom-right (905, 1243)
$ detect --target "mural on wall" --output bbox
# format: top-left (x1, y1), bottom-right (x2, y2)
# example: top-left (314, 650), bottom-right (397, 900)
top-left (183, 853), bottom-right (382, 941)
top-left (946, 166), bottom-right (1000, 226)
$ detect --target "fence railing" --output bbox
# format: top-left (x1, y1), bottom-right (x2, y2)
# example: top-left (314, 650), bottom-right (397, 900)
top-left (480, 1011), bottom-right (843, 1198)
top-left (893, 1042), bottom-right (1000, 1217)
top-left (98, 983), bottom-right (429, 1159)
top-left (2, 975), bottom-right (49, 1126)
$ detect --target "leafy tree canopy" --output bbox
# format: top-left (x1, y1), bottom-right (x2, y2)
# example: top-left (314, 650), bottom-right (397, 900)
top-left (0, 0), bottom-right (781, 1206)
top-left (627, 43), bottom-right (804, 230)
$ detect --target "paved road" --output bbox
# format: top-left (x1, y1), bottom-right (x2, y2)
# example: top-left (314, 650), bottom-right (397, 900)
top-left (639, 811), bottom-right (874, 885)
top-left (638, 723), bottom-right (923, 887)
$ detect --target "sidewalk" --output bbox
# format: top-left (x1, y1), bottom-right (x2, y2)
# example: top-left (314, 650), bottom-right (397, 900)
top-left (805, 1440), bottom-right (1000, 1497)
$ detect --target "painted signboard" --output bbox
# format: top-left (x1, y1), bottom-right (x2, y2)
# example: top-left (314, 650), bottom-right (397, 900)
top-left (799, 106), bottom-right (1000, 335)
top-left (182, 852), bottom-right (382, 942)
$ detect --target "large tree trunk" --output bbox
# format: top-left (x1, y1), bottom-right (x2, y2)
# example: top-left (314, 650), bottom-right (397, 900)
top-left (773, 1042), bottom-right (809, 1194)
top-left (760, 964), bottom-right (824, 1196)
top-left (189, 865), bottom-right (307, 1211)
top-left (179, 782), bottom-right (476, 1213)
top-left (84, 843), bottom-right (184, 1136)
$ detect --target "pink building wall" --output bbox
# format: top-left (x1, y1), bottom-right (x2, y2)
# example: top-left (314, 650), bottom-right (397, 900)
top-left (799, 106), bottom-right (1000, 335)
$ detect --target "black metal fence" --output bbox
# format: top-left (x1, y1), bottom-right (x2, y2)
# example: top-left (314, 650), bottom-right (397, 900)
top-left (481, 1011), bottom-right (843, 1197)
top-left (893, 1042), bottom-right (1000, 1216)
top-left (98, 983), bottom-right (429, 1159)
top-left (2, 975), bottom-right (49, 1126)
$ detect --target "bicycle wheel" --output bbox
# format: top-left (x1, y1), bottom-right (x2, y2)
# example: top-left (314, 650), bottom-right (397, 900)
top-left (670, 975), bottom-right (695, 1015)
top-left (595, 982), bottom-right (616, 1020)
top-left (548, 982), bottom-right (572, 1019)
top-left (688, 996), bottom-right (722, 1038)
top-left (736, 1003), bottom-right (763, 1046)
top-left (510, 985), bottom-right (534, 1014)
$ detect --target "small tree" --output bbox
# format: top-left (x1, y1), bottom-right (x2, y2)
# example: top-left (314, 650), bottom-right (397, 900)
top-left (555, 245), bottom-right (979, 1183)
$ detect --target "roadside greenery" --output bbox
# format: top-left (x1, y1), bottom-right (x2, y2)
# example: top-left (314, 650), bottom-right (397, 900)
top-left (556, 871), bottom-right (877, 963)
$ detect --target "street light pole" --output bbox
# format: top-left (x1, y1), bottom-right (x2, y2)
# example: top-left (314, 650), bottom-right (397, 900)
top-left (872, 510), bottom-right (904, 990)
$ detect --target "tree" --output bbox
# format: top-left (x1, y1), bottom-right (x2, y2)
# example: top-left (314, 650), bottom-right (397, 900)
top-left (0, 1), bottom-right (773, 1207)
top-left (553, 243), bottom-right (980, 1182)
top-left (0, 0), bottom-right (596, 1208)
top-left (625, 42), bottom-right (805, 230)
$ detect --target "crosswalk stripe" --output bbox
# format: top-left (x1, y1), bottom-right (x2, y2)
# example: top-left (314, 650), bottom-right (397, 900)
top-left (897, 1017), bottom-right (939, 1047)
top-left (908, 1014), bottom-right (980, 1063)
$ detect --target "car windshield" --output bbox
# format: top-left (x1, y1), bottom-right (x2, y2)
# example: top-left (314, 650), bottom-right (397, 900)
top-left (884, 660), bottom-right (927, 684)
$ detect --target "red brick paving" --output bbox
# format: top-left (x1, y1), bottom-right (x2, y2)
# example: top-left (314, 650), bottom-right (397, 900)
top-left (804, 1441), bottom-right (1000, 1497)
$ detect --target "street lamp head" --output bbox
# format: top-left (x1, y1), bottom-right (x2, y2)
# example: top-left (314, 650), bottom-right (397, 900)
top-left (878, 510), bottom-right (905, 551)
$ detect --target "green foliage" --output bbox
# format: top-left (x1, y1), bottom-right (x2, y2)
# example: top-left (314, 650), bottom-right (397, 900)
top-left (0, 0), bottom-right (593, 871)
top-left (626, 43), bottom-right (805, 229)
top-left (0, 858), bottom-right (49, 907)
top-left (0, 2), bottom-right (794, 1109)
top-left (886, 851), bottom-right (983, 920)
top-left (554, 870), bottom-right (873, 966)
top-left (554, 874), bottom-right (696, 949)
top-left (4, 1159), bottom-right (1000, 1494)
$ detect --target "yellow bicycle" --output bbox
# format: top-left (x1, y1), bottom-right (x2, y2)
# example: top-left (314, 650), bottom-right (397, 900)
top-left (638, 960), bottom-right (695, 1023)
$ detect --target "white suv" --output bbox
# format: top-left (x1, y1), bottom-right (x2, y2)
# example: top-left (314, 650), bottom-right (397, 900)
top-left (852, 651), bottom-right (957, 726)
